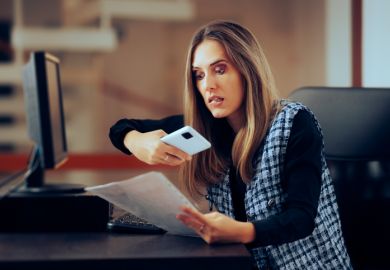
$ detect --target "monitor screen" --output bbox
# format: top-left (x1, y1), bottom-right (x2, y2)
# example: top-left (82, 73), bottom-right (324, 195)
top-left (44, 55), bottom-right (67, 167)
top-left (21, 51), bottom-right (83, 193)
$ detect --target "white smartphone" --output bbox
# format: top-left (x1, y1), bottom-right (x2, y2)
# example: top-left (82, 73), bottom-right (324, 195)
top-left (160, 126), bottom-right (211, 155)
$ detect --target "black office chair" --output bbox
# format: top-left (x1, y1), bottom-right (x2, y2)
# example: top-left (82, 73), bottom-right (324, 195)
top-left (289, 87), bottom-right (390, 270)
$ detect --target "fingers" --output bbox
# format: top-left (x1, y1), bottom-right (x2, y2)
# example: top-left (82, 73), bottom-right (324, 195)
top-left (179, 206), bottom-right (208, 225)
top-left (176, 212), bottom-right (207, 236)
top-left (158, 147), bottom-right (192, 166)
top-left (177, 206), bottom-right (205, 226)
top-left (159, 153), bottom-right (183, 166)
top-left (153, 129), bottom-right (192, 164)
top-left (176, 213), bottom-right (203, 230)
top-left (160, 143), bottom-right (192, 162)
top-left (154, 129), bottom-right (168, 137)
top-left (169, 147), bottom-right (192, 161)
top-left (132, 129), bottom-right (192, 166)
top-left (178, 207), bottom-right (222, 237)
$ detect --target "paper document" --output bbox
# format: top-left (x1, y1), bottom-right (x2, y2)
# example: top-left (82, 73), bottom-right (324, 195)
top-left (85, 171), bottom-right (197, 236)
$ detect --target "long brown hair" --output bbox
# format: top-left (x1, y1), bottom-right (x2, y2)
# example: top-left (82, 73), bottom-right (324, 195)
top-left (180, 20), bottom-right (279, 197)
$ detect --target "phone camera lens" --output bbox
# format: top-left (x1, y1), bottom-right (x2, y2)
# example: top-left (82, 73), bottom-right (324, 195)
top-left (181, 132), bottom-right (193, 139)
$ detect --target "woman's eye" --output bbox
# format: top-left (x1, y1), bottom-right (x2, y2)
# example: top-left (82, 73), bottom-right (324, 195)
top-left (194, 72), bottom-right (204, 80)
top-left (215, 65), bottom-right (226, 75)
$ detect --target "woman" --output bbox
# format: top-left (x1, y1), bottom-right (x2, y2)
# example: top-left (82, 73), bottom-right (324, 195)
top-left (109, 20), bottom-right (352, 269)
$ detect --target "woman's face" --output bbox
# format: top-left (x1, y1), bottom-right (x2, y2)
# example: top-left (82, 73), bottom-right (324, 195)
top-left (192, 39), bottom-right (245, 131)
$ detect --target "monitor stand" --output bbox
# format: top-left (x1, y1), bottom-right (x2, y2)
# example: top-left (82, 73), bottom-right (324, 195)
top-left (16, 147), bottom-right (85, 195)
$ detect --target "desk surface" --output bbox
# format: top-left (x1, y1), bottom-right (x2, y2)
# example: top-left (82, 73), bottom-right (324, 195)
top-left (0, 170), bottom-right (252, 269)
top-left (0, 232), bottom-right (252, 270)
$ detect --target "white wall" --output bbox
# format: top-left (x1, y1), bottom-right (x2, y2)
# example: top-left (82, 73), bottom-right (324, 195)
top-left (325, 0), bottom-right (351, 87)
top-left (363, 0), bottom-right (390, 87)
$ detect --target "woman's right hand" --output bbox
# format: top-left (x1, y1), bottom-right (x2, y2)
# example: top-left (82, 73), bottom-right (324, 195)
top-left (124, 129), bottom-right (192, 166)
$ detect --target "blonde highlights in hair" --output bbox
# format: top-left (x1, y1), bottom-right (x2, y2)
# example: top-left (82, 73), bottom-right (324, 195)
top-left (180, 20), bottom-right (280, 197)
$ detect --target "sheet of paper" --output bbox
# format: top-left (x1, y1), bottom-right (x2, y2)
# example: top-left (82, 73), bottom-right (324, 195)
top-left (85, 171), bottom-right (197, 236)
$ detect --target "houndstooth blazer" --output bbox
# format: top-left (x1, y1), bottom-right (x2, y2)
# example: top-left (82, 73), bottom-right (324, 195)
top-left (208, 101), bottom-right (352, 270)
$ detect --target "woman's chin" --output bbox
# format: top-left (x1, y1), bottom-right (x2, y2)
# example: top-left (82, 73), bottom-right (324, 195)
top-left (211, 111), bottom-right (227, 119)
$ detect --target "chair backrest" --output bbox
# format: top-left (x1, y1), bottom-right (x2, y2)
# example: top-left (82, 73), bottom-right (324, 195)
top-left (289, 87), bottom-right (390, 270)
top-left (289, 87), bottom-right (390, 160)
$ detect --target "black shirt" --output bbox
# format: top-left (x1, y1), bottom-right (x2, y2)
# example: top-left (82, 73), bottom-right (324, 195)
top-left (109, 110), bottom-right (322, 247)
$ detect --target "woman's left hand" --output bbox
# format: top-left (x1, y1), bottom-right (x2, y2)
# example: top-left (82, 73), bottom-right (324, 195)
top-left (176, 206), bottom-right (255, 244)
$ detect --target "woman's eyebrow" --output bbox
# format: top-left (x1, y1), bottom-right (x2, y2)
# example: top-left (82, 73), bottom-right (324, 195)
top-left (192, 59), bottom-right (227, 70)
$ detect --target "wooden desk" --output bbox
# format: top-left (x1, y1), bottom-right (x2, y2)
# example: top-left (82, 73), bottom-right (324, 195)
top-left (0, 232), bottom-right (252, 270)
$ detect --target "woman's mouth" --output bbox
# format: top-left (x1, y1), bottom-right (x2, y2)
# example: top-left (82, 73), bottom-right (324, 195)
top-left (208, 95), bottom-right (224, 105)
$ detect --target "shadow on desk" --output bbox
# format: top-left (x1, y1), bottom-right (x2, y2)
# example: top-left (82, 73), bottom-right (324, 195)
top-left (0, 232), bottom-right (252, 270)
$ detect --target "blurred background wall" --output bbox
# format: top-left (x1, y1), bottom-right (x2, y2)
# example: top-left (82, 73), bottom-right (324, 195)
top-left (0, 0), bottom-right (387, 158)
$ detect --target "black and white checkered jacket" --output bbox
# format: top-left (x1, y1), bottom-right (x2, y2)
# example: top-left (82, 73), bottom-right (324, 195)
top-left (208, 101), bottom-right (352, 269)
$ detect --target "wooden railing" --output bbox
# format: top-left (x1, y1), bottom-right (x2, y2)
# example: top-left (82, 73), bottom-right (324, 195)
top-left (0, 153), bottom-right (171, 171)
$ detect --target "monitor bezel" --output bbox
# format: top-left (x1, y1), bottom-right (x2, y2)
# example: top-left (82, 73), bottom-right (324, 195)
top-left (23, 51), bottom-right (68, 170)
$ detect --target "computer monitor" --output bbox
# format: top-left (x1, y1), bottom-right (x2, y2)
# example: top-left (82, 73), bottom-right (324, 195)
top-left (20, 51), bottom-right (84, 193)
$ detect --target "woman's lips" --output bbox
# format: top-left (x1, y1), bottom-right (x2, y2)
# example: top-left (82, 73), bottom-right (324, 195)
top-left (208, 96), bottom-right (224, 105)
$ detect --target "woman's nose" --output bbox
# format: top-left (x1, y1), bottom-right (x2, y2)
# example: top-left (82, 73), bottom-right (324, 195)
top-left (202, 74), bottom-right (216, 91)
